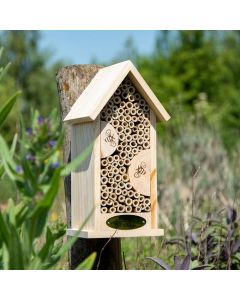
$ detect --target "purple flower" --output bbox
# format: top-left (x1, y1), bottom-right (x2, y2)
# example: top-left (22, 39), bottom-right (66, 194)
top-left (48, 140), bottom-right (56, 147)
top-left (50, 161), bottom-right (60, 169)
top-left (37, 116), bottom-right (44, 125)
top-left (26, 127), bottom-right (32, 136)
top-left (26, 154), bottom-right (35, 162)
top-left (16, 165), bottom-right (23, 174)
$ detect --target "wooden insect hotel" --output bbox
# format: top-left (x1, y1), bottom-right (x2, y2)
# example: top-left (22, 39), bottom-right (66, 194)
top-left (64, 60), bottom-right (170, 238)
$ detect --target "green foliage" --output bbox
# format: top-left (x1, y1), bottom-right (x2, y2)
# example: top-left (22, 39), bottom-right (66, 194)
top-left (0, 55), bottom-right (95, 269)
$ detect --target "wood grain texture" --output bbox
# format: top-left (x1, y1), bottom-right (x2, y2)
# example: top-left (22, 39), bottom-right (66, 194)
top-left (56, 65), bottom-right (122, 270)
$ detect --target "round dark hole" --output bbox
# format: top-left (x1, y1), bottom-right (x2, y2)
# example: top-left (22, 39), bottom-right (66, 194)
top-left (106, 215), bottom-right (146, 230)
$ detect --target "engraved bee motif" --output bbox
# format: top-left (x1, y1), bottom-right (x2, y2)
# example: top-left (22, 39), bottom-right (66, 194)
top-left (134, 161), bottom-right (146, 178)
top-left (105, 129), bottom-right (116, 147)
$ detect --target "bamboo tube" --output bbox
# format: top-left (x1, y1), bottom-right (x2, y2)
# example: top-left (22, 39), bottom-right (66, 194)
top-left (132, 134), bottom-right (137, 140)
top-left (137, 108), bottom-right (144, 116)
top-left (135, 93), bottom-right (141, 101)
top-left (122, 121), bottom-right (128, 128)
top-left (101, 111), bottom-right (107, 119)
top-left (137, 137), bottom-right (144, 145)
top-left (121, 84), bottom-right (128, 91)
top-left (112, 167), bottom-right (119, 174)
top-left (144, 134), bottom-right (150, 141)
top-left (128, 121), bottom-right (134, 128)
top-left (130, 141), bottom-right (137, 148)
top-left (140, 203), bottom-right (145, 210)
top-left (120, 152), bottom-right (127, 159)
top-left (108, 177), bottom-right (114, 184)
top-left (101, 199), bottom-right (107, 206)
top-left (101, 207), bottom-right (108, 213)
top-left (128, 152), bottom-right (134, 160)
top-left (108, 171), bottom-right (114, 178)
top-left (144, 119), bottom-right (150, 127)
top-left (117, 205), bottom-right (125, 213)
top-left (112, 112), bottom-right (118, 120)
top-left (106, 116), bottom-right (112, 122)
top-left (134, 192), bottom-right (140, 198)
top-left (118, 195), bottom-right (125, 203)
top-left (125, 182), bottom-right (132, 190)
top-left (106, 108), bottom-right (112, 116)
top-left (119, 133), bottom-right (125, 141)
top-left (144, 128), bottom-right (150, 134)
top-left (106, 199), bottom-right (113, 206)
top-left (125, 205), bottom-right (132, 213)
top-left (143, 104), bottom-right (150, 112)
top-left (127, 190), bottom-right (134, 198)
top-left (139, 99), bottom-right (145, 106)
top-left (133, 102), bottom-right (140, 109)
top-left (145, 205), bottom-right (151, 212)
top-left (132, 200), bottom-right (140, 207)
top-left (117, 107), bottom-right (124, 115)
top-left (127, 86), bottom-right (135, 94)
top-left (106, 165), bottom-right (112, 172)
top-left (119, 115), bottom-right (125, 122)
top-left (112, 119), bottom-right (120, 127)
top-left (115, 188), bottom-right (122, 195)
top-left (125, 198), bottom-right (133, 206)
top-left (126, 135), bottom-right (132, 142)
top-left (139, 195), bottom-right (145, 202)
top-left (112, 161), bottom-right (119, 168)
top-left (117, 144), bottom-right (123, 152)
top-left (131, 108), bottom-right (137, 116)
top-left (138, 116), bottom-right (144, 123)
top-left (120, 101), bottom-right (126, 108)
top-left (101, 191), bottom-right (109, 200)
top-left (111, 182), bottom-right (118, 189)
top-left (132, 116), bottom-right (138, 122)
top-left (113, 96), bottom-right (121, 104)
top-left (126, 102), bottom-right (133, 110)
top-left (118, 159), bottom-right (125, 167)
top-left (113, 201), bottom-right (119, 207)
top-left (124, 158), bottom-right (131, 166)
top-left (101, 184), bottom-right (108, 191)
top-left (134, 206), bottom-right (141, 213)
top-left (122, 189), bottom-right (128, 196)
top-left (115, 87), bottom-right (121, 95)
top-left (121, 91), bottom-right (129, 99)
top-left (124, 115), bottom-right (131, 122)
top-left (128, 94), bottom-right (135, 102)
top-left (137, 145), bottom-right (143, 152)
top-left (125, 79), bottom-right (131, 86)
top-left (132, 148), bottom-right (138, 155)
top-left (144, 112), bottom-right (150, 119)
top-left (123, 109), bottom-right (130, 116)
top-left (119, 166), bottom-right (126, 175)
top-left (137, 129), bottom-right (144, 136)
top-left (144, 198), bottom-right (151, 206)
top-left (101, 159), bottom-right (108, 167)
top-left (121, 140), bottom-right (127, 147)
top-left (143, 141), bottom-right (150, 149)
top-left (116, 124), bottom-right (124, 134)
top-left (101, 169), bottom-right (108, 177)
top-left (124, 127), bottom-right (132, 135)
top-left (109, 206), bottom-right (116, 213)
top-left (113, 154), bottom-right (120, 161)
top-left (108, 100), bottom-right (114, 108)
top-left (111, 105), bottom-right (118, 113)
top-left (122, 174), bottom-right (129, 182)
top-left (101, 176), bottom-right (108, 185)
top-left (107, 156), bottom-right (113, 163)
top-left (115, 174), bottom-right (122, 182)
top-left (138, 124), bottom-right (144, 130)
top-left (108, 187), bottom-right (113, 194)
top-left (110, 193), bottom-right (117, 201)
top-left (118, 181), bottom-right (125, 189)
top-left (126, 145), bottom-right (131, 152)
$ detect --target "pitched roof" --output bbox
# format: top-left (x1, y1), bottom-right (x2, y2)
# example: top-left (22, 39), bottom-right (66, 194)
top-left (64, 60), bottom-right (170, 124)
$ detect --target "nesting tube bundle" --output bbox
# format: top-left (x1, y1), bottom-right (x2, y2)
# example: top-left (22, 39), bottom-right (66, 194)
top-left (100, 76), bottom-right (151, 213)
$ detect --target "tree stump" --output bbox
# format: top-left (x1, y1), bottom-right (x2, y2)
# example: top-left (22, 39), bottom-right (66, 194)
top-left (56, 65), bottom-right (122, 270)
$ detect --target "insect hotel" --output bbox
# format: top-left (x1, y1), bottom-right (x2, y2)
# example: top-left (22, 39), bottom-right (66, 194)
top-left (64, 60), bottom-right (170, 238)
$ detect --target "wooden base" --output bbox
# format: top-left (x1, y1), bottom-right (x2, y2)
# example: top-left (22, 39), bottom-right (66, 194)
top-left (67, 228), bottom-right (164, 238)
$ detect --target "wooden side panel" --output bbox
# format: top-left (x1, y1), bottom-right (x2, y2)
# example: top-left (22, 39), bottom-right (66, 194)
top-left (71, 119), bottom-right (100, 230)
top-left (150, 109), bottom-right (158, 228)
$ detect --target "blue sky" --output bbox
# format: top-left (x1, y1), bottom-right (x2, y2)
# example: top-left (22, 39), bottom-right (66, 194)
top-left (40, 31), bottom-right (157, 65)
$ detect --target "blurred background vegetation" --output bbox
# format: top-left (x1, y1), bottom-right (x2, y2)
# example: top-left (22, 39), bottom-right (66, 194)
top-left (0, 30), bottom-right (239, 269)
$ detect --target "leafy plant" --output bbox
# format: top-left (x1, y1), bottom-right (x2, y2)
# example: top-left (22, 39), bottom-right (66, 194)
top-left (0, 49), bottom-right (95, 269)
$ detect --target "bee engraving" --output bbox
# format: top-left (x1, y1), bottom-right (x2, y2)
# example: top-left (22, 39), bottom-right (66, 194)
top-left (105, 129), bottom-right (116, 147)
top-left (134, 161), bottom-right (146, 178)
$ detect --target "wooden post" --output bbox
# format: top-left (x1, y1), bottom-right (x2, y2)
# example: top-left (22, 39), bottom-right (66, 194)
top-left (56, 65), bottom-right (122, 270)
